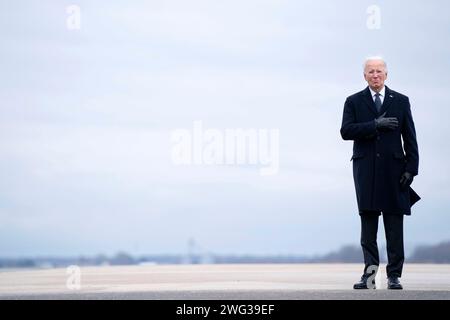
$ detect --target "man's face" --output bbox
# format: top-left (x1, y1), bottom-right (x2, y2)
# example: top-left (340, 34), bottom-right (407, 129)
top-left (364, 60), bottom-right (387, 92)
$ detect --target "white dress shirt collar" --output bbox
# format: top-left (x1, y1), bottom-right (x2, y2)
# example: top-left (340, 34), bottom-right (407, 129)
top-left (369, 86), bottom-right (385, 103)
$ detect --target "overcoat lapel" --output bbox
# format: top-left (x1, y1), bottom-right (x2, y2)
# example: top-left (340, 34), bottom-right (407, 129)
top-left (362, 87), bottom-right (379, 116)
top-left (379, 86), bottom-right (395, 115)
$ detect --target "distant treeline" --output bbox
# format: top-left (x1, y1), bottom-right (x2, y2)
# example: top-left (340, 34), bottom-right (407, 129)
top-left (1, 241), bottom-right (449, 268)
top-left (408, 241), bottom-right (450, 263)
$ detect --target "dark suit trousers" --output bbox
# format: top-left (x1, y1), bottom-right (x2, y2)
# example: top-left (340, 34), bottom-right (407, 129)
top-left (360, 211), bottom-right (404, 278)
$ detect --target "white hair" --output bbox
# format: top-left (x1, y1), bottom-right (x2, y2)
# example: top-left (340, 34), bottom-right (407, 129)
top-left (363, 56), bottom-right (388, 73)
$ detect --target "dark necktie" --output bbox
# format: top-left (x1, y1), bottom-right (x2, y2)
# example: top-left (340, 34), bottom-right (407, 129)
top-left (374, 93), bottom-right (382, 113)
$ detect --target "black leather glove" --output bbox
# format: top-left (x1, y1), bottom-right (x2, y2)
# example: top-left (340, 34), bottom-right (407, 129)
top-left (400, 172), bottom-right (414, 189)
top-left (375, 112), bottom-right (399, 131)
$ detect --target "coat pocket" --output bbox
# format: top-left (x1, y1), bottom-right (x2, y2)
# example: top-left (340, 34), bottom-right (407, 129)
top-left (351, 152), bottom-right (365, 161)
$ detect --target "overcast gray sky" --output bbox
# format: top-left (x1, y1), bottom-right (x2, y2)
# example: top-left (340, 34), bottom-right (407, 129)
top-left (0, 0), bottom-right (449, 257)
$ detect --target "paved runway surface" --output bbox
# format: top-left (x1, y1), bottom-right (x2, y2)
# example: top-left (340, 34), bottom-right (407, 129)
top-left (0, 263), bottom-right (449, 299)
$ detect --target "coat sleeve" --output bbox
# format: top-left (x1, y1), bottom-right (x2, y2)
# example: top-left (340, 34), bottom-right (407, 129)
top-left (402, 98), bottom-right (419, 176)
top-left (340, 97), bottom-right (378, 141)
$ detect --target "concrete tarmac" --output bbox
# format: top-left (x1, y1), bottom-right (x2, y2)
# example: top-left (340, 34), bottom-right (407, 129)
top-left (0, 263), bottom-right (449, 300)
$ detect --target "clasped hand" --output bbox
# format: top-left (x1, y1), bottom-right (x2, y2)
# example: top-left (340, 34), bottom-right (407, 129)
top-left (400, 172), bottom-right (413, 189)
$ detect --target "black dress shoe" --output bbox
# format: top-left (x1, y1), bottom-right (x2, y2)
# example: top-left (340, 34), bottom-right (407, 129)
top-left (387, 276), bottom-right (403, 290)
top-left (353, 274), bottom-right (376, 289)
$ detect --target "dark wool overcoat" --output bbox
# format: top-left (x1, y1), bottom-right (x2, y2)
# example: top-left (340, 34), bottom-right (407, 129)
top-left (341, 86), bottom-right (420, 215)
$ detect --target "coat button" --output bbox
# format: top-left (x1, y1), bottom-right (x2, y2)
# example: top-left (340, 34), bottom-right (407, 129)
top-left (376, 153), bottom-right (380, 157)
top-left (377, 136), bottom-right (380, 140)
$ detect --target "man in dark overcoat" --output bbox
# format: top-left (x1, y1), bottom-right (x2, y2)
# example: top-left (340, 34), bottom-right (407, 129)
top-left (340, 57), bottom-right (420, 289)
